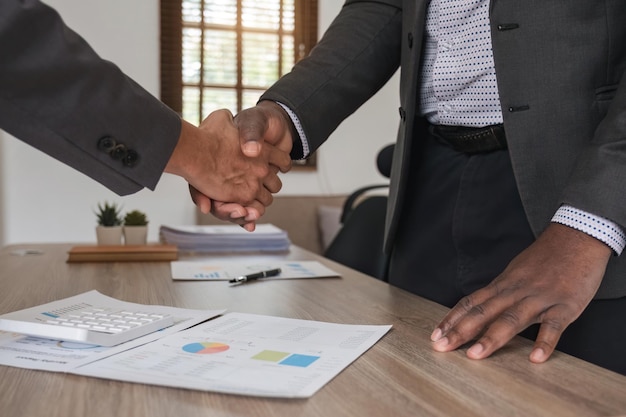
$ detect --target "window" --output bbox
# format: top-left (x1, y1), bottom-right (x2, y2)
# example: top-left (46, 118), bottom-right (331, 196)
top-left (161, 0), bottom-right (318, 168)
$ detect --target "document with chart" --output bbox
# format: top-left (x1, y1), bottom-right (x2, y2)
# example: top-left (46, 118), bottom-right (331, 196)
top-left (74, 312), bottom-right (391, 398)
top-left (170, 260), bottom-right (340, 281)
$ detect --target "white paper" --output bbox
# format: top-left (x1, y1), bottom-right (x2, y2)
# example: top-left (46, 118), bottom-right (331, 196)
top-left (74, 312), bottom-right (391, 398)
top-left (170, 260), bottom-right (340, 281)
top-left (0, 290), bottom-right (223, 372)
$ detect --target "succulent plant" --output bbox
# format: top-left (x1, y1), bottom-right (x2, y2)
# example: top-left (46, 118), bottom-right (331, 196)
top-left (124, 210), bottom-right (148, 226)
top-left (96, 202), bottom-right (123, 227)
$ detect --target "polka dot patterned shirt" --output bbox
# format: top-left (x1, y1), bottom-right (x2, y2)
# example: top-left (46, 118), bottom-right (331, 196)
top-left (420, 0), bottom-right (502, 127)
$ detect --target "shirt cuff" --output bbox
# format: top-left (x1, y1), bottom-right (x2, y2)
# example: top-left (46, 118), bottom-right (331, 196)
top-left (276, 102), bottom-right (310, 159)
top-left (551, 205), bottom-right (626, 255)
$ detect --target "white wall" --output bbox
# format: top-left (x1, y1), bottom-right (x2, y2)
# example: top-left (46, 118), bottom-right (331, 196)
top-left (0, 0), bottom-right (399, 246)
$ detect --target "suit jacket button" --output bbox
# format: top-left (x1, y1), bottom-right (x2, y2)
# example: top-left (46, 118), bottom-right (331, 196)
top-left (407, 32), bottom-right (414, 48)
top-left (398, 107), bottom-right (406, 121)
top-left (497, 23), bottom-right (519, 31)
top-left (122, 149), bottom-right (139, 167)
top-left (110, 144), bottom-right (127, 160)
top-left (97, 136), bottom-right (116, 152)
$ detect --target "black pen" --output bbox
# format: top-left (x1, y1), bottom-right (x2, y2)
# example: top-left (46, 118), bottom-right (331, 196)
top-left (229, 268), bottom-right (282, 284)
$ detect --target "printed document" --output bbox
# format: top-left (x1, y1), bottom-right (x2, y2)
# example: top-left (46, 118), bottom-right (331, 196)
top-left (74, 312), bottom-right (391, 398)
top-left (171, 260), bottom-right (340, 281)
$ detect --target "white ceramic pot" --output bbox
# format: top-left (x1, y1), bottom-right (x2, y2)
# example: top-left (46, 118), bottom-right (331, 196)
top-left (96, 225), bottom-right (123, 245)
top-left (123, 226), bottom-right (148, 245)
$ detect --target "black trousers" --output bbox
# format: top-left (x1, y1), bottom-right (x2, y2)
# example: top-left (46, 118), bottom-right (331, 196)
top-left (388, 130), bottom-right (626, 375)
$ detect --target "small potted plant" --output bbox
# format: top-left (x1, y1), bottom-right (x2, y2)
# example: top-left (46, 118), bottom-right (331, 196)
top-left (95, 202), bottom-right (123, 245)
top-left (123, 209), bottom-right (149, 245)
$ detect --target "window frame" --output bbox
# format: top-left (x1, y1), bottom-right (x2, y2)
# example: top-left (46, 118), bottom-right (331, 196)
top-left (160, 0), bottom-right (318, 169)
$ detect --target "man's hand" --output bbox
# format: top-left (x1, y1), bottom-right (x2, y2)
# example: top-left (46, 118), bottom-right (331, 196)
top-left (431, 223), bottom-right (611, 363)
top-left (165, 109), bottom-right (289, 213)
top-left (235, 100), bottom-right (295, 158)
top-left (188, 166), bottom-right (279, 232)
top-left (188, 102), bottom-right (297, 231)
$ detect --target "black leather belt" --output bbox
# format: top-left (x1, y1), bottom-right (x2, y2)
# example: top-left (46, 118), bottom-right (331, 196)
top-left (428, 123), bottom-right (507, 154)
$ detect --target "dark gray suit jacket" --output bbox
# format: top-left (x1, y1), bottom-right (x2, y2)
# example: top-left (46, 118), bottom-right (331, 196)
top-left (0, 0), bottom-right (181, 195)
top-left (262, 0), bottom-right (626, 298)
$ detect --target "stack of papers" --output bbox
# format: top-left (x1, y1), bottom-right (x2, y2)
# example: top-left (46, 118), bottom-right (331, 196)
top-left (159, 224), bottom-right (291, 253)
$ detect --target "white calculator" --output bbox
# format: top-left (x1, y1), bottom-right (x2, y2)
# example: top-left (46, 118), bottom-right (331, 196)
top-left (0, 301), bottom-right (174, 346)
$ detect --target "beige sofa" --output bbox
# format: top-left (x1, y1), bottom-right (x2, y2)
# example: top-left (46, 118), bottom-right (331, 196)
top-left (196, 195), bottom-right (347, 254)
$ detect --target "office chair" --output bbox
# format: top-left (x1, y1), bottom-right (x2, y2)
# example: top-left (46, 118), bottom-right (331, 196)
top-left (323, 144), bottom-right (394, 280)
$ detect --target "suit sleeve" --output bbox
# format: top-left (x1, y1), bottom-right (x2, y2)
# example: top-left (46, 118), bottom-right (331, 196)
top-left (0, 0), bottom-right (181, 195)
top-left (259, 0), bottom-right (402, 158)
top-left (562, 67), bottom-right (626, 228)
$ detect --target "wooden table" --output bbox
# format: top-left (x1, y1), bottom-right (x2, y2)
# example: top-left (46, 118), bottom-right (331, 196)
top-left (1, 243), bottom-right (625, 417)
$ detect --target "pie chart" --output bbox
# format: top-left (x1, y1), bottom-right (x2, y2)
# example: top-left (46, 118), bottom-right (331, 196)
top-left (182, 342), bottom-right (229, 354)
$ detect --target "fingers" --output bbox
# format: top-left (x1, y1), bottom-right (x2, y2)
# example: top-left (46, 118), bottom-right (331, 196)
top-left (431, 285), bottom-right (496, 341)
top-left (431, 284), bottom-right (576, 364)
top-left (431, 288), bottom-right (533, 357)
top-left (464, 304), bottom-right (571, 362)
top-left (529, 310), bottom-right (569, 363)
top-left (431, 287), bottom-right (501, 353)
top-left (235, 102), bottom-right (294, 154)
top-left (189, 182), bottom-right (267, 233)
top-left (189, 185), bottom-right (212, 215)
top-left (200, 108), bottom-right (235, 129)
top-left (189, 185), bottom-right (253, 223)
top-left (235, 107), bottom-right (268, 158)
top-left (212, 201), bottom-right (257, 220)
top-left (189, 197), bottom-right (259, 232)
top-left (253, 183), bottom-right (274, 207)
top-left (459, 297), bottom-right (549, 360)
top-left (268, 145), bottom-right (292, 173)
top-left (263, 166), bottom-right (283, 194)
top-left (190, 185), bottom-right (245, 219)
top-left (211, 201), bottom-right (263, 232)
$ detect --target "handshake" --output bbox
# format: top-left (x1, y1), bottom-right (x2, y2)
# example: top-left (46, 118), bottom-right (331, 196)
top-left (164, 101), bottom-right (295, 232)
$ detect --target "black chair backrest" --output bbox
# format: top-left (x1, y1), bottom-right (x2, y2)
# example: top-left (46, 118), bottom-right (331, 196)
top-left (324, 196), bottom-right (388, 280)
top-left (323, 144), bottom-right (394, 280)
top-left (376, 144), bottom-right (394, 178)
